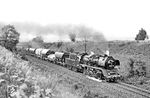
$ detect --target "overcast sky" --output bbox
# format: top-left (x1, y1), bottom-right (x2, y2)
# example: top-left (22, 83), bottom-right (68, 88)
top-left (0, 0), bottom-right (150, 42)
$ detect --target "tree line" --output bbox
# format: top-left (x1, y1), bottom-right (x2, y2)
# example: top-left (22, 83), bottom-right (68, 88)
top-left (0, 24), bottom-right (149, 52)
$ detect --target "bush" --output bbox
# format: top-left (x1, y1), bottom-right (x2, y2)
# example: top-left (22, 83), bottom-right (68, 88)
top-left (83, 91), bottom-right (108, 98)
top-left (66, 47), bottom-right (74, 53)
top-left (118, 43), bottom-right (126, 47)
top-left (135, 28), bottom-right (148, 41)
top-left (128, 58), bottom-right (146, 77)
top-left (57, 41), bottom-right (63, 48)
top-left (123, 58), bottom-right (147, 85)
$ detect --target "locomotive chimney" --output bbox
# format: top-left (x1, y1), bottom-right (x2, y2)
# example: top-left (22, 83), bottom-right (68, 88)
top-left (105, 50), bottom-right (110, 56)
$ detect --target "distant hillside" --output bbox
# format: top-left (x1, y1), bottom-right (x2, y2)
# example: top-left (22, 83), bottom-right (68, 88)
top-left (18, 40), bottom-right (150, 56)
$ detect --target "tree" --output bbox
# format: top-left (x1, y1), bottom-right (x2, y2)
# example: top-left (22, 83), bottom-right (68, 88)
top-left (135, 28), bottom-right (148, 41)
top-left (65, 47), bottom-right (74, 53)
top-left (0, 25), bottom-right (20, 51)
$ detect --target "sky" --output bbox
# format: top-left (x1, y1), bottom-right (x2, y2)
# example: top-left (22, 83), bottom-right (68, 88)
top-left (0, 0), bottom-right (150, 42)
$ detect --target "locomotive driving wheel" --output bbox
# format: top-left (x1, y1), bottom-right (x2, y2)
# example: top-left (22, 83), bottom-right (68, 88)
top-left (83, 67), bottom-right (92, 76)
top-left (95, 70), bottom-right (104, 80)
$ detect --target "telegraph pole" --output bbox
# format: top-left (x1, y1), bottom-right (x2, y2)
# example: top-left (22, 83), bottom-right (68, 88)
top-left (84, 36), bottom-right (87, 53)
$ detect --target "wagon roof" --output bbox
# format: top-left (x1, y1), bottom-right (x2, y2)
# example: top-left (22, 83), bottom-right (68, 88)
top-left (41, 49), bottom-right (50, 54)
top-left (35, 48), bottom-right (43, 53)
top-left (55, 52), bottom-right (64, 58)
top-left (29, 48), bottom-right (36, 51)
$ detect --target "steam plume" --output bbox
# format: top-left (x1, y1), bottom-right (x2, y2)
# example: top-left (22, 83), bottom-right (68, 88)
top-left (0, 22), bottom-right (106, 42)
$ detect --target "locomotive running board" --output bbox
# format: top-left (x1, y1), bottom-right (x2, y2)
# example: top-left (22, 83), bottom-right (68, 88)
top-left (80, 64), bottom-right (109, 77)
top-left (86, 76), bottom-right (102, 82)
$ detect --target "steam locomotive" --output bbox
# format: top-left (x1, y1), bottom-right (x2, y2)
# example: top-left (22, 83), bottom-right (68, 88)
top-left (25, 48), bottom-right (121, 82)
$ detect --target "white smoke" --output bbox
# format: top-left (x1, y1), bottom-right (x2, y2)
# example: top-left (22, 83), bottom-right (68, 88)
top-left (0, 22), bottom-right (106, 42)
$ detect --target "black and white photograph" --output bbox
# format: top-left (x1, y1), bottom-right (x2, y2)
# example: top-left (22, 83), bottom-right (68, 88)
top-left (0, 0), bottom-right (150, 98)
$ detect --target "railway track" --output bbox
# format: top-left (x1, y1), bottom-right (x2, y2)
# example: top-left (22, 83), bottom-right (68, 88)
top-left (86, 76), bottom-right (150, 98)
top-left (85, 75), bottom-right (150, 98)
top-left (26, 54), bottom-right (150, 98)
top-left (115, 82), bottom-right (150, 98)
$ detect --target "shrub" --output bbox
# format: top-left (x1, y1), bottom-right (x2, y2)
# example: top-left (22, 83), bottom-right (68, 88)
top-left (57, 41), bottom-right (63, 48)
top-left (127, 58), bottom-right (146, 77)
top-left (66, 47), bottom-right (74, 53)
top-left (135, 28), bottom-right (148, 41)
top-left (118, 43), bottom-right (126, 47)
top-left (83, 91), bottom-right (108, 98)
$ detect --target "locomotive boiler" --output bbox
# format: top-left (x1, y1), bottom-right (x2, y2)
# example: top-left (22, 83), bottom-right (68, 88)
top-left (79, 53), bottom-right (121, 82)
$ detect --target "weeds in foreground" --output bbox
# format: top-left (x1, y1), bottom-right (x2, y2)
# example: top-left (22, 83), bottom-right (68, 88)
top-left (122, 58), bottom-right (147, 85)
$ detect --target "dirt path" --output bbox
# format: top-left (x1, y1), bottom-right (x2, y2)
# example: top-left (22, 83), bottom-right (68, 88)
top-left (26, 55), bottom-right (149, 98)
